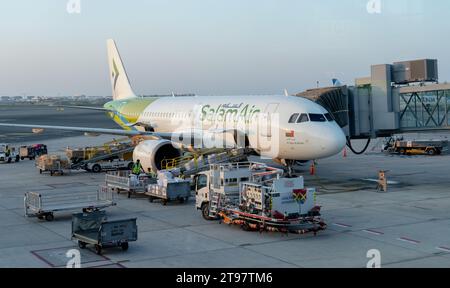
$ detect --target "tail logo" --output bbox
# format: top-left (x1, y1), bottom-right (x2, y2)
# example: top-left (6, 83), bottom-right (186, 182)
top-left (112, 59), bottom-right (120, 90)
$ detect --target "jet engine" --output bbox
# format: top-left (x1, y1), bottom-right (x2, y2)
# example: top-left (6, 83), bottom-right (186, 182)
top-left (133, 139), bottom-right (181, 173)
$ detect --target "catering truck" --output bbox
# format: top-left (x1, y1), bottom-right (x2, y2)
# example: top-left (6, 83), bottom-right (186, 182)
top-left (194, 162), bottom-right (326, 234)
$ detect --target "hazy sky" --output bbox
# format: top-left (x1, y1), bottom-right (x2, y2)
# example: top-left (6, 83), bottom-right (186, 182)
top-left (1, 0), bottom-right (449, 96)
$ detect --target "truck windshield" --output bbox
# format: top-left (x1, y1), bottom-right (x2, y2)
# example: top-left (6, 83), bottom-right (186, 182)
top-left (196, 175), bottom-right (207, 190)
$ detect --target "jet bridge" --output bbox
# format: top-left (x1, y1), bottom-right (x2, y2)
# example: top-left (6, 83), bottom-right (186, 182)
top-left (296, 59), bottom-right (450, 153)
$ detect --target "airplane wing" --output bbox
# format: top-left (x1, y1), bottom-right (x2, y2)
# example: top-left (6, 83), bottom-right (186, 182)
top-left (50, 105), bottom-right (111, 111)
top-left (0, 123), bottom-right (172, 138)
top-left (0, 123), bottom-right (248, 148)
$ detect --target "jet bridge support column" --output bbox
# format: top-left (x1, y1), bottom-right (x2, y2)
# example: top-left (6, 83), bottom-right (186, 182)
top-left (369, 64), bottom-right (400, 136)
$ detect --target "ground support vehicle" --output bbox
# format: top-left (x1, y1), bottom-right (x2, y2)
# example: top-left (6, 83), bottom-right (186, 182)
top-left (0, 144), bottom-right (19, 163)
top-left (72, 210), bottom-right (137, 255)
top-left (195, 162), bottom-right (284, 219)
top-left (20, 144), bottom-right (47, 160)
top-left (383, 137), bottom-right (448, 156)
top-left (66, 141), bottom-right (133, 164)
top-left (194, 162), bottom-right (326, 235)
top-left (85, 159), bottom-right (134, 173)
top-left (216, 182), bottom-right (326, 235)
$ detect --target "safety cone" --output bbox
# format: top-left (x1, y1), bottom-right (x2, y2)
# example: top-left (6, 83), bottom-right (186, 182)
top-left (309, 162), bottom-right (316, 175)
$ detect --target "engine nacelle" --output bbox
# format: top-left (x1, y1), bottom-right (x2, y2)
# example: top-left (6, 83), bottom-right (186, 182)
top-left (133, 139), bottom-right (181, 173)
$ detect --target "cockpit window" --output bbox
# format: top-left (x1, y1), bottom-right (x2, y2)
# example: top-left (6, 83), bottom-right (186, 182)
top-left (324, 113), bottom-right (334, 122)
top-left (297, 113), bottom-right (309, 123)
top-left (309, 113), bottom-right (326, 122)
top-left (288, 113), bottom-right (299, 123)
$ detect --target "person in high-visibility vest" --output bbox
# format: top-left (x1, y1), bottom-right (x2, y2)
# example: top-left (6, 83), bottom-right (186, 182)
top-left (132, 159), bottom-right (143, 175)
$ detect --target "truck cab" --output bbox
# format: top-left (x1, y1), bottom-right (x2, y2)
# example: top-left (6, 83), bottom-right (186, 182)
top-left (20, 144), bottom-right (48, 160)
top-left (194, 171), bottom-right (211, 218)
top-left (0, 144), bottom-right (19, 163)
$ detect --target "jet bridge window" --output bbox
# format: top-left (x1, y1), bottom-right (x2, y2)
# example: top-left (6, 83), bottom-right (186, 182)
top-left (297, 113), bottom-right (309, 123)
top-left (324, 113), bottom-right (334, 122)
top-left (288, 113), bottom-right (299, 123)
top-left (309, 113), bottom-right (326, 122)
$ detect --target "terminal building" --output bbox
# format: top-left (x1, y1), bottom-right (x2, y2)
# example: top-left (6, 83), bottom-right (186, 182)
top-left (298, 59), bottom-right (450, 141)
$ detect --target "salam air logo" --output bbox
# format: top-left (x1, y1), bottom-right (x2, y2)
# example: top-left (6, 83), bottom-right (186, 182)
top-left (112, 59), bottom-right (120, 90)
top-left (200, 103), bottom-right (261, 124)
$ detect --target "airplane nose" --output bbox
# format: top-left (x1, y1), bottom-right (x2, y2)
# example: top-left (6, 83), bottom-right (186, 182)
top-left (314, 125), bottom-right (347, 158)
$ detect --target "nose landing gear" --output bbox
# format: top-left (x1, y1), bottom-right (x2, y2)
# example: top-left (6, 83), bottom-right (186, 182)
top-left (284, 159), bottom-right (296, 177)
top-left (282, 159), bottom-right (312, 177)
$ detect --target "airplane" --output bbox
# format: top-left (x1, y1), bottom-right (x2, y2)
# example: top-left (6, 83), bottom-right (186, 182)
top-left (0, 39), bottom-right (346, 173)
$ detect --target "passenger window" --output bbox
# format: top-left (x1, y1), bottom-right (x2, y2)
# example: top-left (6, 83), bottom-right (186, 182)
top-left (325, 113), bottom-right (334, 121)
top-left (288, 113), bottom-right (299, 123)
top-left (309, 113), bottom-right (326, 122)
top-left (297, 113), bottom-right (309, 123)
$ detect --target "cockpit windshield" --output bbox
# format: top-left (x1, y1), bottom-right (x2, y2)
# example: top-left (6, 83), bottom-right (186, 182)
top-left (288, 113), bottom-right (299, 123)
top-left (308, 114), bottom-right (326, 122)
top-left (324, 113), bottom-right (334, 122)
top-left (289, 112), bottom-right (334, 123)
top-left (297, 113), bottom-right (309, 123)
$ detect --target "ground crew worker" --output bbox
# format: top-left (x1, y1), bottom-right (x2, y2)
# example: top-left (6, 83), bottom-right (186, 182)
top-left (132, 159), bottom-right (143, 175)
top-left (5, 146), bottom-right (10, 157)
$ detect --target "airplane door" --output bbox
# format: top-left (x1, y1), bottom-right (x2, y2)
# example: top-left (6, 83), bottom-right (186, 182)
top-left (260, 103), bottom-right (279, 138)
top-left (258, 103), bottom-right (279, 152)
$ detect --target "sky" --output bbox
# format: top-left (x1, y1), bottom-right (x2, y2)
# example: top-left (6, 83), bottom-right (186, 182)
top-left (1, 0), bottom-right (449, 96)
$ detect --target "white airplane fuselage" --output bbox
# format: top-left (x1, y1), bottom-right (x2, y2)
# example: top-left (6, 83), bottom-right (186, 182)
top-left (114, 94), bottom-right (347, 161)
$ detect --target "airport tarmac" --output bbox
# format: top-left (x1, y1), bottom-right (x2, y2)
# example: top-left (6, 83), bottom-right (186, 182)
top-left (0, 104), bottom-right (116, 143)
top-left (1, 132), bottom-right (450, 268)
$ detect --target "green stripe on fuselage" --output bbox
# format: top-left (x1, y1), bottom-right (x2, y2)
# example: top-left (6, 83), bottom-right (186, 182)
top-left (103, 97), bottom-right (158, 130)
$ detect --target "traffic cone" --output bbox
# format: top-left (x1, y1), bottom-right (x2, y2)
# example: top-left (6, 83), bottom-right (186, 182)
top-left (309, 162), bottom-right (316, 175)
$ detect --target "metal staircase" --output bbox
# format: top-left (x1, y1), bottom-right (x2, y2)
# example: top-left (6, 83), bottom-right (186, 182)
top-left (208, 191), bottom-right (222, 217)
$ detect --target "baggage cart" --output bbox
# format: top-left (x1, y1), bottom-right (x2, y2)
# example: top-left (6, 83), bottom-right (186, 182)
top-left (36, 155), bottom-right (71, 176)
top-left (71, 211), bottom-right (137, 255)
top-left (36, 160), bottom-right (71, 176)
top-left (105, 171), bottom-right (156, 198)
top-left (146, 180), bottom-right (191, 205)
top-left (24, 186), bottom-right (116, 221)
